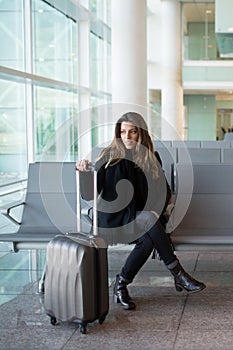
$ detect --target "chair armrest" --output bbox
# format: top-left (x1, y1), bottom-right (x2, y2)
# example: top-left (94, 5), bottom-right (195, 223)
top-left (164, 202), bottom-right (175, 234)
top-left (1, 201), bottom-right (25, 225)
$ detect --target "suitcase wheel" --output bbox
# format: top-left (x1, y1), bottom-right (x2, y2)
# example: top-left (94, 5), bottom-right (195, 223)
top-left (99, 315), bottom-right (106, 325)
top-left (50, 316), bottom-right (57, 326)
top-left (79, 324), bottom-right (87, 334)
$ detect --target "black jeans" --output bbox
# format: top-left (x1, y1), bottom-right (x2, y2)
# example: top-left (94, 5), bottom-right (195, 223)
top-left (120, 211), bottom-right (177, 283)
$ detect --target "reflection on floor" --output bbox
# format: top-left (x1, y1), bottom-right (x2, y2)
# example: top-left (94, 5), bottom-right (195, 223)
top-left (1, 244), bottom-right (233, 350)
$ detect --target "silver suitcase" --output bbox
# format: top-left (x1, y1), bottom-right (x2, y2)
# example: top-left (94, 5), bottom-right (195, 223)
top-left (44, 169), bottom-right (109, 334)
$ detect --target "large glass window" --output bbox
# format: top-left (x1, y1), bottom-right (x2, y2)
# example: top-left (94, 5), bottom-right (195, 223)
top-left (90, 32), bottom-right (111, 92)
top-left (90, 33), bottom-right (103, 91)
top-left (34, 86), bottom-right (78, 161)
top-left (90, 96), bottom-right (113, 151)
top-left (89, 0), bottom-right (110, 25)
top-left (0, 79), bottom-right (27, 179)
top-left (32, 0), bottom-right (77, 83)
top-left (89, 0), bottom-right (103, 21)
top-left (0, 0), bottom-right (111, 235)
top-left (0, 0), bottom-right (111, 172)
top-left (0, 0), bottom-right (24, 70)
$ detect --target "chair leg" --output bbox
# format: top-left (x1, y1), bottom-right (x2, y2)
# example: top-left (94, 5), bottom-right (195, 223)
top-left (38, 262), bottom-right (46, 294)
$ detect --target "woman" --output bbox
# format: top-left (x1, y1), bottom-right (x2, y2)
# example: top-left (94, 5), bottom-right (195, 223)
top-left (77, 112), bottom-right (206, 310)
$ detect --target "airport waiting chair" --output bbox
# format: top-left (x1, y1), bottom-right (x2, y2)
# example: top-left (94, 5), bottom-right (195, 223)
top-left (0, 162), bottom-right (79, 252)
top-left (0, 162), bottom-right (95, 292)
top-left (171, 163), bottom-right (233, 250)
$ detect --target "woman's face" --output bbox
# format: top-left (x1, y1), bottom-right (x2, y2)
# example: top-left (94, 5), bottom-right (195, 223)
top-left (120, 122), bottom-right (139, 149)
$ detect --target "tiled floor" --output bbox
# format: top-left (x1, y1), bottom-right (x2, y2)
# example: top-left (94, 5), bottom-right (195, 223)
top-left (1, 244), bottom-right (233, 350)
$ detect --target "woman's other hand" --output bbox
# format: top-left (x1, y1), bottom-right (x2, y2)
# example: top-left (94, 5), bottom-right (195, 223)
top-left (76, 159), bottom-right (92, 171)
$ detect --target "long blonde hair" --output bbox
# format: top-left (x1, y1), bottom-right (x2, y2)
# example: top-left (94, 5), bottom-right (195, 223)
top-left (97, 112), bottom-right (159, 178)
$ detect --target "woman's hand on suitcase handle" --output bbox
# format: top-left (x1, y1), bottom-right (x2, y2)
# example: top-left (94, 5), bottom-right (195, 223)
top-left (76, 159), bottom-right (92, 172)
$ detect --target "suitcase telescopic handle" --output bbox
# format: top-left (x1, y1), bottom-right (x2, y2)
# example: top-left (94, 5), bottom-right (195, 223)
top-left (76, 166), bottom-right (98, 236)
top-left (93, 169), bottom-right (98, 236)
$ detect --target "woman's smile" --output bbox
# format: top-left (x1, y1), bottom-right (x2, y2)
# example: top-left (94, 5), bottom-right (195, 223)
top-left (120, 122), bottom-right (139, 149)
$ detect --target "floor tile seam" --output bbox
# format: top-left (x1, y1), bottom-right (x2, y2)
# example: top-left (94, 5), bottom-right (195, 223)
top-left (171, 293), bottom-right (189, 349)
top-left (192, 252), bottom-right (200, 274)
top-left (60, 327), bottom-right (81, 349)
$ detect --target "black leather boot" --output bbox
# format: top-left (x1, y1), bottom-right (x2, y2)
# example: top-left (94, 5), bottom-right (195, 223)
top-left (113, 274), bottom-right (136, 310)
top-left (169, 263), bottom-right (206, 293)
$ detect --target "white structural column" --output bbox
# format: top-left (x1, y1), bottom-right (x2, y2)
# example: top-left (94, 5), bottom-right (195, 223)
top-left (161, 0), bottom-right (183, 140)
top-left (111, 0), bottom-right (147, 117)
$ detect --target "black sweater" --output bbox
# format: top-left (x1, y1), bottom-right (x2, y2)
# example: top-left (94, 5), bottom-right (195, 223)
top-left (80, 151), bottom-right (171, 242)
